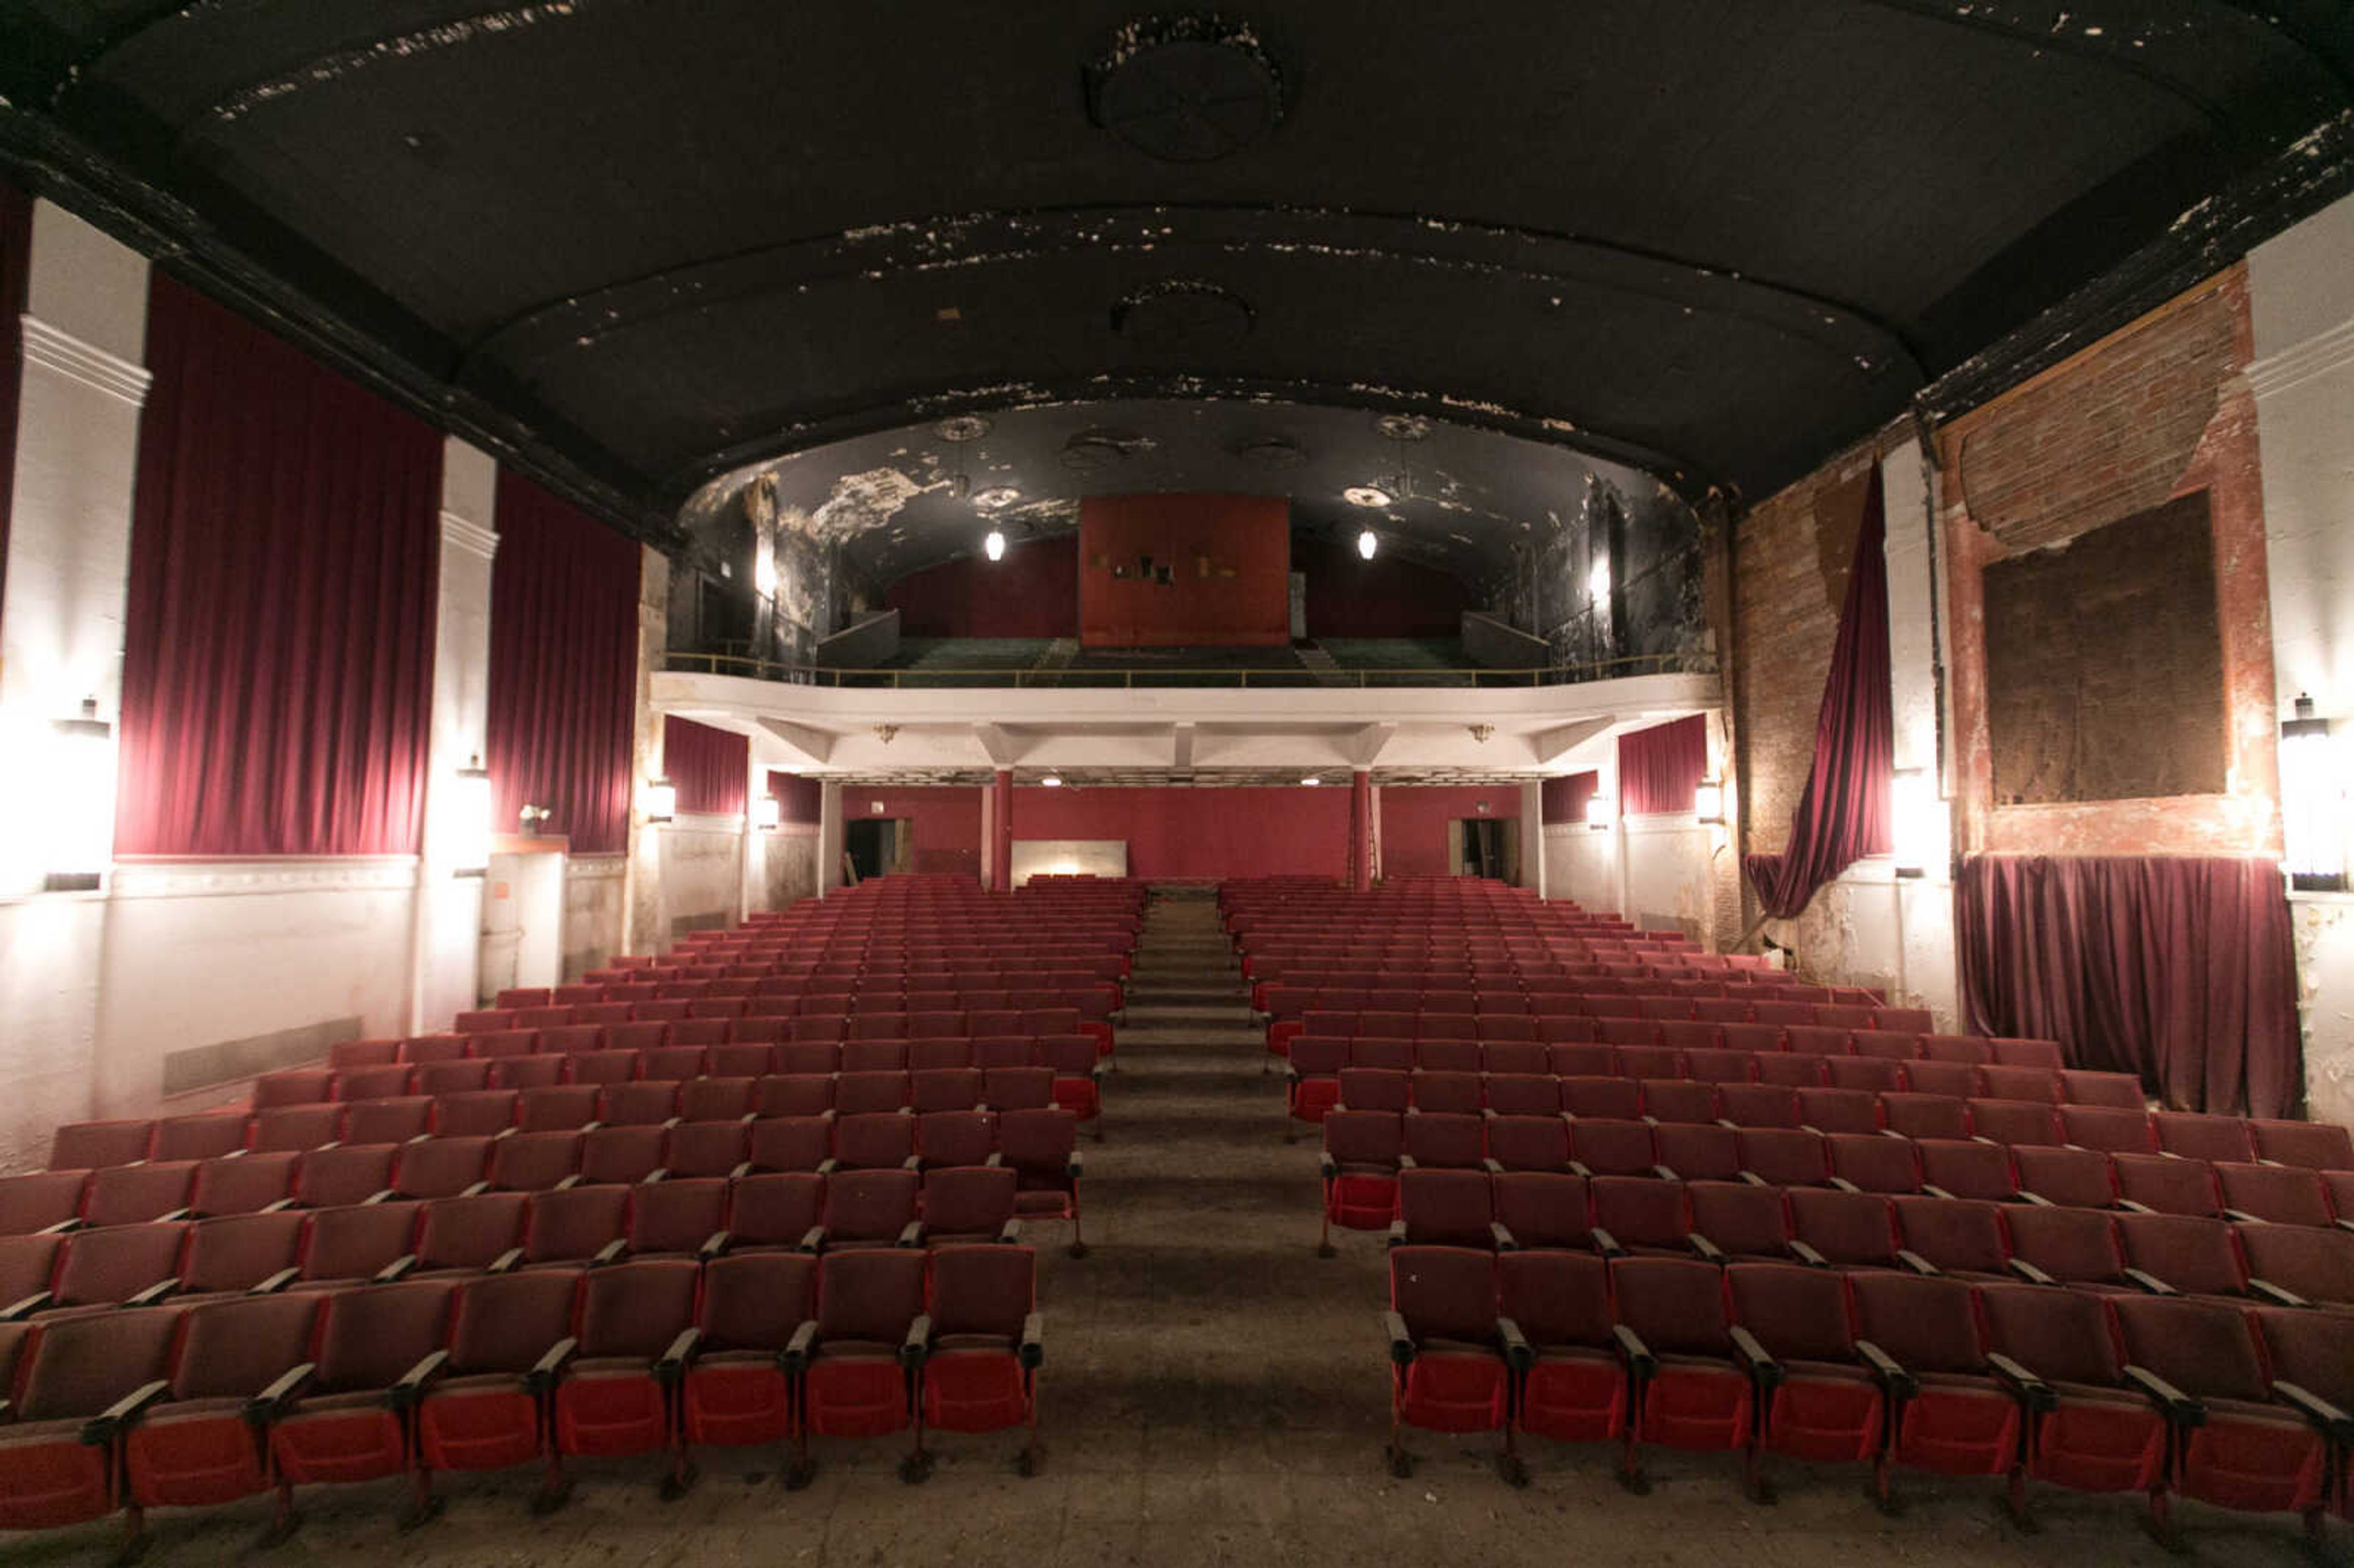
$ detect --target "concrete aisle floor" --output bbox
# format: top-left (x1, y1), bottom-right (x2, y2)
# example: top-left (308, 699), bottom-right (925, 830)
top-left (13, 886), bottom-right (2323, 1567)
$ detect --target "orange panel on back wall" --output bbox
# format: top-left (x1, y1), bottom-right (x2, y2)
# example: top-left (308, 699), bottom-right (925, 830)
top-left (1076, 493), bottom-right (1292, 648)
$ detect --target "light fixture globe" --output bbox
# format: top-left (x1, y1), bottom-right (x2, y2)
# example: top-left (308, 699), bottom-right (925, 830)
top-left (1343, 485), bottom-right (1392, 509)
top-left (1357, 528), bottom-right (1379, 560)
top-left (984, 529), bottom-right (1007, 561)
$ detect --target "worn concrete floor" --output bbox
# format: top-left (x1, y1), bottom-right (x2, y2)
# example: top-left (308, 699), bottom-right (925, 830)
top-left (7, 888), bottom-right (2328, 1566)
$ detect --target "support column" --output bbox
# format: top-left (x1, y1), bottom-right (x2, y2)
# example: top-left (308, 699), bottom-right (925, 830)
top-left (818, 780), bottom-right (844, 896)
top-left (408, 437), bottom-right (497, 1030)
top-left (993, 769), bottom-right (1015, 891)
top-left (0, 199), bottom-right (149, 1164)
top-left (1349, 769), bottom-right (1373, 890)
top-left (1518, 780), bottom-right (1545, 896)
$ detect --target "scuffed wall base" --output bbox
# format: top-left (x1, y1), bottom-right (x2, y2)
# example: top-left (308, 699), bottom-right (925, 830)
top-left (563, 856), bottom-right (627, 980)
top-left (1762, 866), bottom-right (1959, 1028)
top-left (0, 899), bottom-right (105, 1175)
top-left (2292, 893), bottom-right (2354, 1130)
top-left (642, 822), bottom-right (743, 945)
top-left (1547, 825), bottom-right (1615, 914)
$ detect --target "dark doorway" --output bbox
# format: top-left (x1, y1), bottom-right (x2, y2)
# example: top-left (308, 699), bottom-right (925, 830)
top-left (844, 818), bottom-right (908, 881)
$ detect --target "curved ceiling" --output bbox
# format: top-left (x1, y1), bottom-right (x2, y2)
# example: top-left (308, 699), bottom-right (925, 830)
top-left (4, 1), bottom-right (2350, 535)
top-left (691, 400), bottom-right (1670, 595)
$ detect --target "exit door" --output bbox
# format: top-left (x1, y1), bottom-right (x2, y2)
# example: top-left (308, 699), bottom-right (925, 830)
top-left (845, 818), bottom-right (913, 881)
top-left (1449, 818), bottom-right (1521, 883)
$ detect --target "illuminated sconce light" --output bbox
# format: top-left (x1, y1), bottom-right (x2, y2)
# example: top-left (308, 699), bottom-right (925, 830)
top-left (451, 755), bottom-right (493, 877)
top-left (45, 698), bottom-right (113, 892)
top-left (1693, 777), bottom-right (1725, 826)
top-left (1300, 775), bottom-right (1322, 786)
top-left (1357, 528), bottom-right (1379, 560)
top-left (1039, 774), bottom-right (1063, 788)
top-left (643, 777), bottom-right (677, 824)
top-left (983, 529), bottom-right (1007, 561)
top-left (1891, 766), bottom-right (1938, 880)
top-left (754, 793), bottom-right (782, 831)
top-left (1585, 793), bottom-right (1613, 831)
top-left (2281, 694), bottom-right (2347, 892)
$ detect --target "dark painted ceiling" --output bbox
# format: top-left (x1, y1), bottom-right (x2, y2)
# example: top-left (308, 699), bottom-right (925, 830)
top-left (5, 2), bottom-right (2351, 549)
top-left (693, 401), bottom-right (1670, 594)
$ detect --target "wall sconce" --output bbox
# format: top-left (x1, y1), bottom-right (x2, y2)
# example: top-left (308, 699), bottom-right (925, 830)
top-left (2282, 694), bottom-right (2347, 892)
top-left (451, 755), bottom-right (492, 877)
top-left (1585, 793), bottom-right (1613, 831)
top-left (754, 794), bottom-right (782, 831)
top-left (643, 777), bottom-right (677, 824)
top-left (1891, 766), bottom-right (1938, 880)
top-left (45, 698), bottom-right (113, 892)
top-left (1694, 777), bottom-right (1725, 826)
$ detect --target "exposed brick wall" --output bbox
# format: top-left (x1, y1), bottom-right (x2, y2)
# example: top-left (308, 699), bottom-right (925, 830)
top-left (1938, 267), bottom-right (2282, 858)
top-left (1729, 428), bottom-right (1906, 875)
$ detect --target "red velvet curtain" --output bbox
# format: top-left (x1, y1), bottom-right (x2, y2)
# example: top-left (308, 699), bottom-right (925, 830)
top-left (0, 180), bottom-right (29, 615)
top-left (1541, 771), bottom-right (1599, 825)
top-left (665, 715), bottom-right (748, 816)
top-left (769, 770), bottom-right (822, 826)
top-left (1618, 716), bottom-right (1707, 814)
top-left (1958, 854), bottom-right (2300, 1117)
top-left (488, 471), bottom-right (641, 854)
top-left (116, 275), bottom-right (441, 857)
top-left (1744, 466), bottom-right (1892, 918)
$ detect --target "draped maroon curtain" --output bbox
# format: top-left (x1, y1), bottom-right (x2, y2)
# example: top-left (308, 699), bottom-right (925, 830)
top-left (1744, 466), bottom-right (1892, 918)
top-left (1958, 854), bottom-right (2300, 1117)
top-left (664, 715), bottom-right (748, 816)
top-left (1618, 716), bottom-right (1707, 814)
top-left (770, 770), bottom-right (822, 826)
top-left (116, 275), bottom-right (441, 857)
top-left (0, 180), bottom-right (30, 615)
top-left (1541, 771), bottom-right (1598, 825)
top-left (488, 471), bottom-right (640, 854)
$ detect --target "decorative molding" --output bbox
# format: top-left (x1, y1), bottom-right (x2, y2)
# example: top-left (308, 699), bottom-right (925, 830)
top-left (109, 856), bottom-right (421, 900)
top-left (20, 314), bottom-right (150, 405)
top-left (565, 855), bottom-right (628, 881)
top-left (439, 509), bottom-right (500, 561)
top-left (2247, 314), bottom-right (2354, 400)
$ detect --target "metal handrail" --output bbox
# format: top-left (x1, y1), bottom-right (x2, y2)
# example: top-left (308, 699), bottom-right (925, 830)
top-left (658, 649), bottom-right (1713, 689)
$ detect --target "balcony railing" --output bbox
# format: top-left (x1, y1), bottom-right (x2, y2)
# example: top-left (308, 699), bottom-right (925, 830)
top-left (660, 649), bottom-right (1715, 690)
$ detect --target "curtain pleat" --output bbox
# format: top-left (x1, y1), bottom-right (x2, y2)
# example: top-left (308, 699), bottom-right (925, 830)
top-left (1618, 716), bottom-right (1708, 814)
top-left (487, 472), bottom-right (640, 855)
top-left (1743, 466), bottom-right (1893, 918)
top-left (115, 275), bottom-right (440, 857)
top-left (1957, 853), bottom-right (2300, 1117)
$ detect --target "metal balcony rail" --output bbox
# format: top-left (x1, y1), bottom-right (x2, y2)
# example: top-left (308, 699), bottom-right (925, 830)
top-left (660, 649), bottom-right (1713, 689)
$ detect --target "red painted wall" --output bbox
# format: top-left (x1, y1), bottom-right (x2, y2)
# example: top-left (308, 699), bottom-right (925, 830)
top-left (883, 536), bottom-right (1078, 639)
top-left (1294, 533), bottom-right (1471, 638)
top-left (1078, 493), bottom-right (1290, 647)
top-left (1011, 786), bottom-right (1348, 879)
top-left (850, 786), bottom-right (985, 878)
top-left (1381, 785), bottom-right (1523, 879)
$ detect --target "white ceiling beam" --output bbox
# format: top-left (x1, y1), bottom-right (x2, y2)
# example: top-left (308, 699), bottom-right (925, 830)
top-left (1529, 716), bottom-right (1616, 767)
top-left (756, 717), bottom-right (836, 766)
top-left (971, 722), bottom-right (1026, 767)
top-left (1171, 721), bottom-right (1195, 775)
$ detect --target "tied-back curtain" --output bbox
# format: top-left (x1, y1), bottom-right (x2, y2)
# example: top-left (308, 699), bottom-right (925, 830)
top-left (1959, 854), bottom-right (2300, 1117)
top-left (1618, 716), bottom-right (1707, 814)
top-left (770, 770), bottom-right (821, 826)
top-left (664, 715), bottom-right (747, 816)
top-left (1744, 465), bottom-right (1892, 918)
top-left (488, 471), bottom-right (640, 854)
top-left (116, 275), bottom-right (441, 857)
top-left (1541, 771), bottom-right (1598, 825)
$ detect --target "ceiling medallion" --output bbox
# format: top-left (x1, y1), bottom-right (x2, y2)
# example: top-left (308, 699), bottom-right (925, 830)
top-left (1087, 17), bottom-right (1286, 163)
top-left (934, 415), bottom-right (990, 443)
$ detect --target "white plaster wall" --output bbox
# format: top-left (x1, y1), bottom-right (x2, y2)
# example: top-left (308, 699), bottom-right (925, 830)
top-left (412, 438), bottom-right (496, 1028)
top-left (1546, 824), bottom-right (1617, 913)
top-left (650, 821), bottom-right (743, 941)
top-left (0, 899), bottom-right (107, 1172)
top-left (2250, 192), bottom-right (2354, 1130)
top-left (1763, 865), bottom-right (1960, 1026)
top-left (92, 864), bottom-right (417, 1118)
top-left (1623, 816), bottom-right (1716, 938)
top-left (563, 856), bottom-right (627, 979)
top-left (761, 829), bottom-right (821, 910)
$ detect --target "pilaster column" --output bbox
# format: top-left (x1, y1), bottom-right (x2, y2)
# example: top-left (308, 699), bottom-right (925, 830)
top-left (1349, 769), bottom-right (1373, 890)
top-left (818, 780), bottom-right (844, 896)
top-left (993, 769), bottom-right (1015, 891)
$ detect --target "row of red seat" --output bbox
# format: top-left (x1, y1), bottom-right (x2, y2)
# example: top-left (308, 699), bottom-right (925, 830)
top-left (0, 1246), bottom-right (1043, 1547)
top-left (1384, 1247), bottom-right (2348, 1539)
top-left (0, 1166), bottom-right (1075, 1327)
top-left (1379, 1166), bottom-right (2354, 1306)
top-left (286, 1033), bottom-right (1095, 1097)
top-left (1316, 1109), bottom-right (2354, 1238)
top-left (17, 1108), bottom-right (1087, 1232)
top-left (1265, 995), bottom-right (1927, 1044)
top-left (452, 981), bottom-right (1125, 1029)
top-left (1284, 1037), bottom-right (2095, 1097)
